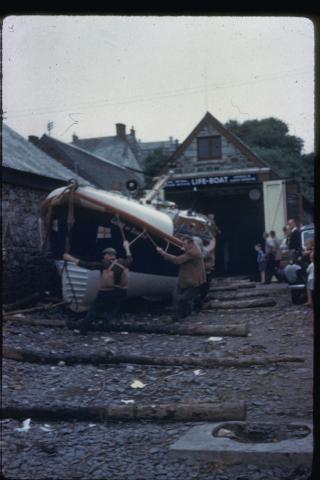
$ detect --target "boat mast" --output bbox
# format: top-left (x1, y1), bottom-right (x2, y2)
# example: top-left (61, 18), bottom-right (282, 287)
top-left (141, 170), bottom-right (175, 204)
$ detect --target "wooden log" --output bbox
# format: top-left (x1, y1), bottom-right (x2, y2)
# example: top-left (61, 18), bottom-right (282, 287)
top-left (210, 283), bottom-right (256, 293)
top-left (3, 317), bottom-right (66, 327)
top-left (208, 291), bottom-right (270, 302)
top-left (206, 299), bottom-right (276, 310)
top-left (230, 283), bottom-right (256, 289)
top-left (3, 293), bottom-right (42, 312)
top-left (3, 301), bottom-right (69, 318)
top-left (107, 322), bottom-right (249, 337)
top-left (3, 317), bottom-right (249, 337)
top-left (3, 346), bottom-right (305, 368)
top-left (209, 286), bottom-right (237, 293)
top-left (2, 401), bottom-right (246, 422)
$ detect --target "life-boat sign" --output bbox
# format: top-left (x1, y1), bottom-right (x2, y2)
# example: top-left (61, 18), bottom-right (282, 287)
top-left (165, 174), bottom-right (258, 189)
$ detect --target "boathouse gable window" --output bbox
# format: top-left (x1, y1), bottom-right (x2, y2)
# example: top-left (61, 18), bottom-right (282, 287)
top-left (197, 136), bottom-right (221, 160)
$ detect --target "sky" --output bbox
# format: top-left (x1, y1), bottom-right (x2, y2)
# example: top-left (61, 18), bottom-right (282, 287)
top-left (3, 15), bottom-right (315, 153)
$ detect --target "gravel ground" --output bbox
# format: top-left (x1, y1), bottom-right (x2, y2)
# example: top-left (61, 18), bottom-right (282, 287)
top-left (2, 279), bottom-right (314, 480)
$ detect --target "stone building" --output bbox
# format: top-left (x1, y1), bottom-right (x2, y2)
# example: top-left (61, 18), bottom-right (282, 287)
top-left (162, 112), bottom-right (305, 276)
top-left (2, 124), bottom-right (90, 303)
top-left (29, 124), bottom-right (144, 194)
top-left (70, 123), bottom-right (178, 185)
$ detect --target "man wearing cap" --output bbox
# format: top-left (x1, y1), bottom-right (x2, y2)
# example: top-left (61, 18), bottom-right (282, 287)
top-left (156, 236), bottom-right (206, 321)
top-left (63, 240), bottom-right (132, 334)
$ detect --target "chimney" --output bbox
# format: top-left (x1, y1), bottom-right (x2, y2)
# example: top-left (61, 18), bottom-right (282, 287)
top-left (169, 136), bottom-right (173, 144)
top-left (130, 126), bottom-right (136, 138)
top-left (116, 123), bottom-right (126, 139)
top-left (72, 133), bottom-right (79, 143)
top-left (28, 135), bottom-right (39, 146)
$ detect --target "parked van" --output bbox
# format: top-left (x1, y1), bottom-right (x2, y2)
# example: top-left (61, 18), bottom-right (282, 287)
top-left (286, 224), bottom-right (314, 305)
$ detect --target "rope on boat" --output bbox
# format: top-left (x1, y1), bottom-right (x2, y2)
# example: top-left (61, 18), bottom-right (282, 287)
top-left (145, 231), bottom-right (159, 249)
top-left (114, 215), bottom-right (163, 249)
top-left (128, 229), bottom-right (146, 246)
top-left (62, 180), bottom-right (79, 310)
top-left (65, 181), bottom-right (78, 253)
top-left (115, 214), bottom-right (126, 242)
top-left (62, 261), bottom-right (79, 312)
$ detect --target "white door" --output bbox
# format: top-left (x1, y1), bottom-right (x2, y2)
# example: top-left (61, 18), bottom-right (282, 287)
top-left (263, 180), bottom-right (287, 236)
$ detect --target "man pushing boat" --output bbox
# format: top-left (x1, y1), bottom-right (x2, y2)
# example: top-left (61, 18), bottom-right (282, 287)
top-left (63, 240), bottom-right (132, 335)
top-left (156, 236), bottom-right (206, 322)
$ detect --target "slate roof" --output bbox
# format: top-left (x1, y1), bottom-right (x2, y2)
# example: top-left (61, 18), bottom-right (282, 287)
top-left (2, 124), bottom-right (89, 184)
top-left (139, 140), bottom-right (179, 161)
top-left (33, 134), bottom-right (144, 191)
top-left (72, 135), bottom-right (144, 179)
top-left (140, 140), bottom-right (178, 152)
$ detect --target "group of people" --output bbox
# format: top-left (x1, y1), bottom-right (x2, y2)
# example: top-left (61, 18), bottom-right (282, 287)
top-left (63, 230), bottom-right (216, 334)
top-left (63, 216), bottom-right (313, 333)
top-left (254, 218), bottom-right (314, 307)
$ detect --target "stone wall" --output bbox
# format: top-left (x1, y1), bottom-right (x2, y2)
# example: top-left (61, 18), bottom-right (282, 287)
top-left (2, 183), bottom-right (61, 303)
top-left (175, 124), bottom-right (256, 175)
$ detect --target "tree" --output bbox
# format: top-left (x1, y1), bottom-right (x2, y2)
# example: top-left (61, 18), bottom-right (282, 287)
top-left (225, 118), bottom-right (303, 153)
top-left (143, 148), bottom-right (170, 179)
top-left (224, 118), bottom-right (314, 203)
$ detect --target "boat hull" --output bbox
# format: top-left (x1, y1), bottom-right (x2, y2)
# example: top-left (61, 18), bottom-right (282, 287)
top-left (42, 185), bottom-right (214, 311)
top-left (59, 260), bottom-right (177, 311)
top-left (42, 186), bottom-right (183, 311)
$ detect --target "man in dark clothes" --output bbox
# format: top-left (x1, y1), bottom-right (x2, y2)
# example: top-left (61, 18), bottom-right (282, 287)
top-left (156, 236), bottom-right (206, 321)
top-left (63, 240), bottom-right (132, 334)
top-left (287, 219), bottom-right (302, 261)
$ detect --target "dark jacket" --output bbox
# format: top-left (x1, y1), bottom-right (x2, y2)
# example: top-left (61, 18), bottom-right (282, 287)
top-left (161, 244), bottom-right (206, 288)
top-left (288, 229), bottom-right (302, 252)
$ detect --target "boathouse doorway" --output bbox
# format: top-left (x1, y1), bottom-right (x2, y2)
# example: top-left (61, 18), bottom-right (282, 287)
top-left (166, 185), bottom-right (265, 276)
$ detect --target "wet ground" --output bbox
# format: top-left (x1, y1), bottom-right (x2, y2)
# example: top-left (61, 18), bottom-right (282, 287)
top-left (2, 278), bottom-right (314, 479)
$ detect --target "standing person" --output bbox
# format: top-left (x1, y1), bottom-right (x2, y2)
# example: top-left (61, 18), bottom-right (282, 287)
top-left (261, 232), bottom-right (269, 253)
top-left (287, 219), bottom-right (302, 262)
top-left (280, 226), bottom-right (290, 253)
top-left (254, 244), bottom-right (266, 284)
top-left (193, 236), bottom-right (216, 312)
top-left (271, 231), bottom-right (282, 282)
top-left (200, 237), bottom-right (216, 300)
top-left (265, 231), bottom-right (280, 283)
top-left (264, 233), bottom-right (274, 284)
top-left (156, 236), bottom-right (206, 321)
top-left (63, 240), bottom-right (132, 335)
top-left (306, 250), bottom-right (314, 307)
